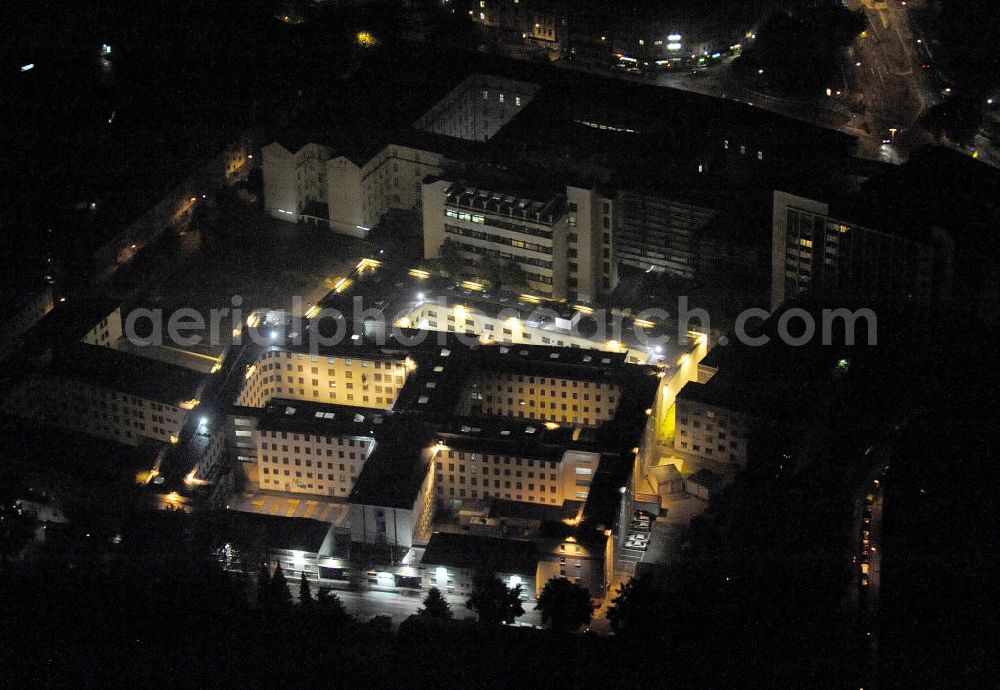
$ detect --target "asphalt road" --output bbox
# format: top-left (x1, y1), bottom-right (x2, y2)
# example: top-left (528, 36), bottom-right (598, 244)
top-left (848, 449), bottom-right (888, 688)
top-left (847, 0), bottom-right (935, 160)
top-left (285, 578), bottom-right (544, 629)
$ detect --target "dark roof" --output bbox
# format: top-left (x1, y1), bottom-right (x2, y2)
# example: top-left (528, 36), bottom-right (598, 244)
top-left (256, 398), bottom-right (388, 438)
top-left (47, 341), bottom-right (205, 406)
top-left (273, 41), bottom-right (856, 201)
top-left (686, 468), bottom-right (724, 489)
top-left (222, 510), bottom-right (332, 554)
top-left (23, 294), bottom-right (119, 347)
top-left (487, 498), bottom-right (580, 524)
top-left (421, 532), bottom-right (539, 575)
top-left (676, 302), bottom-right (873, 422)
top-left (347, 432), bottom-right (431, 509)
top-left (849, 146), bottom-right (1000, 247)
top-left (437, 415), bottom-right (573, 463)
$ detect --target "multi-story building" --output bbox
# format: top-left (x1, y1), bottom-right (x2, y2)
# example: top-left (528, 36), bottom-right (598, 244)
top-left (262, 141), bottom-right (446, 236)
top-left (431, 418), bottom-right (602, 505)
top-left (673, 388), bottom-right (752, 467)
top-left (253, 399), bottom-right (378, 498)
top-left (422, 179), bottom-right (617, 301)
top-left (236, 348), bottom-right (410, 410)
top-left (3, 342), bottom-right (203, 447)
top-left (263, 47), bottom-right (858, 306)
top-left (3, 300), bottom-right (206, 448)
top-left (771, 190), bottom-right (938, 311)
top-left (616, 192), bottom-right (717, 278)
top-left (412, 73), bottom-right (540, 142)
top-left (470, 0), bottom-right (569, 60)
top-left (0, 286), bottom-right (54, 361)
top-left (468, 371), bottom-right (618, 427)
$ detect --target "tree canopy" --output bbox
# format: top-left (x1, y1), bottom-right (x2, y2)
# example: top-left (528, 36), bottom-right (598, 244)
top-left (536, 577), bottom-right (592, 632)
top-left (419, 587), bottom-right (453, 619)
top-left (466, 574), bottom-right (525, 627)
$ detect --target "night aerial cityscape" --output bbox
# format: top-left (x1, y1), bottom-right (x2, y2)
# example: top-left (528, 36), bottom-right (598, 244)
top-left (2, 0), bottom-right (998, 686)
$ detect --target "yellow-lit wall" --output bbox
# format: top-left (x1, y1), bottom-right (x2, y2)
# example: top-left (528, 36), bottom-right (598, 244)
top-left (256, 430), bottom-right (375, 496)
top-left (2, 375), bottom-right (185, 447)
top-left (237, 349), bottom-right (409, 410)
top-left (471, 372), bottom-right (619, 427)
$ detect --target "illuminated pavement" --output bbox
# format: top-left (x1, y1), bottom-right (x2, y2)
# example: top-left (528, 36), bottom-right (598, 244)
top-left (285, 578), bottom-right (544, 629)
top-left (229, 490), bottom-right (350, 525)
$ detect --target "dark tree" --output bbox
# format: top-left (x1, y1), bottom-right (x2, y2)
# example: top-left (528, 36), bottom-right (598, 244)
top-left (299, 571), bottom-right (313, 608)
top-left (438, 240), bottom-right (466, 278)
top-left (480, 254), bottom-right (527, 292)
top-left (264, 563), bottom-right (292, 612)
top-left (418, 587), bottom-right (453, 619)
top-left (315, 586), bottom-right (352, 626)
top-left (466, 574), bottom-right (525, 627)
top-left (535, 577), bottom-right (592, 632)
top-left (256, 561), bottom-right (271, 608)
top-left (606, 575), bottom-right (667, 638)
top-left (921, 97), bottom-right (985, 146)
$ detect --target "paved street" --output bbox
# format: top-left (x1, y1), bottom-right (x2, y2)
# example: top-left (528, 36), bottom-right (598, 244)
top-left (284, 577), bottom-right (544, 629)
top-left (846, 0), bottom-right (933, 160)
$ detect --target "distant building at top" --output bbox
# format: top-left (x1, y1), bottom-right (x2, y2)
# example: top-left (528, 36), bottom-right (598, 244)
top-left (770, 148), bottom-right (1000, 322)
top-left (262, 45), bottom-right (856, 304)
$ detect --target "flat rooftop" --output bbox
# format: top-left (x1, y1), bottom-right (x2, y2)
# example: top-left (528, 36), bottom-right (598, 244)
top-left (47, 341), bottom-right (205, 406)
top-left (421, 531), bottom-right (539, 575)
top-left (221, 510), bottom-right (332, 554)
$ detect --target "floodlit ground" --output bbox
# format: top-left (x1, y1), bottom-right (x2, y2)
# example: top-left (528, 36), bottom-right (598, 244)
top-left (228, 488), bottom-right (351, 526)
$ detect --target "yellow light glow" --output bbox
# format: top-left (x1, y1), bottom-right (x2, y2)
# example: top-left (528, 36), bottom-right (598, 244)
top-left (166, 491), bottom-right (181, 503)
top-left (333, 277), bottom-right (352, 294)
top-left (454, 304), bottom-right (468, 319)
top-left (180, 399), bottom-right (200, 410)
top-left (304, 305), bottom-right (320, 319)
top-left (634, 318), bottom-right (655, 329)
top-left (645, 408), bottom-right (652, 415)
top-left (169, 435), bottom-right (179, 445)
top-left (520, 293), bottom-right (541, 304)
top-left (184, 469), bottom-right (209, 487)
top-left (396, 316), bottom-right (412, 328)
top-left (404, 356), bottom-right (417, 371)
top-left (356, 258), bottom-right (382, 273)
top-left (409, 268), bottom-right (430, 279)
top-left (357, 31), bottom-right (376, 47)
top-left (575, 304), bottom-right (594, 315)
top-left (461, 280), bottom-right (485, 291)
top-left (244, 363), bottom-right (257, 380)
top-left (246, 312), bottom-right (261, 328)
top-left (544, 421), bottom-right (560, 430)
top-left (211, 362), bottom-right (222, 374)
